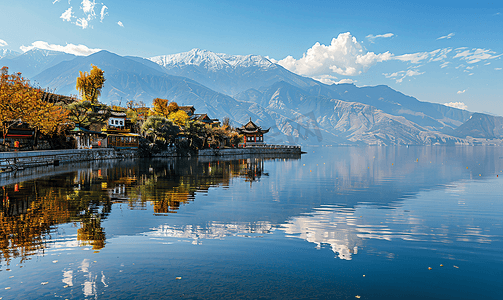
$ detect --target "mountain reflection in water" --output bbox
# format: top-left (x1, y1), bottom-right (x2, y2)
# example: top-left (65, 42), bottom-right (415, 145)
top-left (0, 147), bottom-right (502, 300)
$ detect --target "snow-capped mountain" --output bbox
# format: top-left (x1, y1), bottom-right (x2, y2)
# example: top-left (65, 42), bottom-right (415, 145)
top-left (149, 48), bottom-right (275, 71)
top-left (147, 48), bottom-right (316, 95)
top-left (0, 49), bottom-right (21, 60)
top-left (0, 48), bottom-right (76, 79)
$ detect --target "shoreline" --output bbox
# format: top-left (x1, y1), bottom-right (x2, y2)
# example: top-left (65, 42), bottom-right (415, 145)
top-left (0, 146), bottom-right (303, 178)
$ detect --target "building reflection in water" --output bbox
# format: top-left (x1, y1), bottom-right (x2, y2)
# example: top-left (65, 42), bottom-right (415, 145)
top-left (0, 155), bottom-right (294, 269)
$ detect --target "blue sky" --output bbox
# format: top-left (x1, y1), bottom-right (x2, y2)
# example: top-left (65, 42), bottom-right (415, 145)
top-left (0, 0), bottom-right (502, 115)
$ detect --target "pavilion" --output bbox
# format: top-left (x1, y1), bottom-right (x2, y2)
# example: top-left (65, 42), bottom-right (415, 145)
top-left (236, 118), bottom-right (270, 146)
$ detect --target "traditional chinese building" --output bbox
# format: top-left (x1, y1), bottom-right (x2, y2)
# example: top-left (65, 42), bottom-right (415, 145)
top-left (236, 118), bottom-right (269, 145)
top-left (99, 111), bottom-right (139, 149)
top-left (69, 125), bottom-right (106, 149)
top-left (106, 111), bottom-right (127, 131)
top-left (191, 113), bottom-right (221, 127)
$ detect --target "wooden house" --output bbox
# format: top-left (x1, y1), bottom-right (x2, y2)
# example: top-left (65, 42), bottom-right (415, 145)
top-left (191, 114), bottom-right (221, 127)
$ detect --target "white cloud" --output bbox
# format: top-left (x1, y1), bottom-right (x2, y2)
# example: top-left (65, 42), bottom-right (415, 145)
top-left (277, 32), bottom-right (392, 77)
top-left (457, 90), bottom-right (466, 94)
top-left (53, 0), bottom-right (61, 3)
top-left (394, 48), bottom-right (452, 64)
top-left (496, 68), bottom-right (502, 70)
top-left (76, 17), bottom-right (89, 29)
top-left (437, 33), bottom-right (455, 40)
top-left (100, 5), bottom-right (108, 22)
top-left (312, 75), bottom-right (338, 84)
top-left (60, 7), bottom-right (73, 22)
top-left (0, 39), bottom-right (7, 47)
top-left (19, 41), bottom-right (101, 56)
top-left (117, 21), bottom-right (124, 27)
top-left (366, 33), bottom-right (394, 43)
top-left (440, 61), bottom-right (450, 68)
top-left (58, 0), bottom-right (103, 28)
top-left (383, 69), bottom-right (424, 83)
top-left (81, 0), bottom-right (96, 15)
top-left (275, 32), bottom-right (500, 84)
top-left (445, 102), bottom-right (467, 110)
top-left (454, 48), bottom-right (502, 64)
top-left (335, 78), bottom-right (357, 84)
top-left (393, 51), bottom-right (429, 63)
top-left (430, 48), bottom-right (452, 62)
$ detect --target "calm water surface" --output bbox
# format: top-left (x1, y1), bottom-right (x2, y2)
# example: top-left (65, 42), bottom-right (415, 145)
top-left (0, 146), bottom-right (502, 299)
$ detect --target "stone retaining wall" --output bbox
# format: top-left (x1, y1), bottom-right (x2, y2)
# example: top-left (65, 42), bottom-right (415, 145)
top-left (0, 146), bottom-right (302, 173)
top-left (0, 148), bottom-right (137, 172)
top-left (198, 147), bottom-right (302, 156)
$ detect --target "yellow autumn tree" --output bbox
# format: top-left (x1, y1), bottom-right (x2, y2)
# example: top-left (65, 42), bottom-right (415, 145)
top-left (76, 65), bottom-right (105, 104)
top-left (168, 110), bottom-right (189, 127)
top-left (151, 98), bottom-right (170, 117)
top-left (167, 102), bottom-right (179, 114)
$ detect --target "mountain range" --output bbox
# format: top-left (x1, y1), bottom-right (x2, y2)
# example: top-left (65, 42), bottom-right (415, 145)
top-left (1, 47), bottom-right (501, 146)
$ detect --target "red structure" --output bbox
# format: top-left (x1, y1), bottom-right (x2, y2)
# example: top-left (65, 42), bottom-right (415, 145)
top-left (236, 118), bottom-right (270, 146)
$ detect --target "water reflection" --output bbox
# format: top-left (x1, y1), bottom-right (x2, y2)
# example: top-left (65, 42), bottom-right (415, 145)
top-left (147, 222), bottom-right (274, 244)
top-left (280, 205), bottom-right (362, 260)
top-left (0, 147), bottom-right (502, 299)
top-left (0, 155), bottom-right (294, 269)
top-left (279, 180), bottom-right (502, 261)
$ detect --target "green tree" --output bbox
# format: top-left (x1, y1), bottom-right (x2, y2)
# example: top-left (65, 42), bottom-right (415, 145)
top-left (66, 100), bottom-right (111, 128)
top-left (182, 120), bottom-right (206, 149)
top-left (76, 65), bottom-right (105, 104)
top-left (141, 115), bottom-right (180, 146)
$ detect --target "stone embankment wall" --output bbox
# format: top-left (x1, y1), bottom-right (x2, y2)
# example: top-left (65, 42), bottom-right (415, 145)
top-left (198, 146), bottom-right (302, 156)
top-left (0, 145), bottom-right (302, 173)
top-left (0, 148), bottom-right (137, 172)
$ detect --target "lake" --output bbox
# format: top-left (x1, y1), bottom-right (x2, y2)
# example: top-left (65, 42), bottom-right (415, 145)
top-left (0, 146), bottom-right (502, 299)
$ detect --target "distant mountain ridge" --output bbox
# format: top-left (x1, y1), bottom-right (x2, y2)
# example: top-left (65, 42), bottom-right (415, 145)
top-left (5, 47), bottom-right (502, 145)
top-left (453, 113), bottom-right (503, 139)
top-left (0, 48), bottom-right (76, 79)
top-left (236, 81), bottom-right (471, 133)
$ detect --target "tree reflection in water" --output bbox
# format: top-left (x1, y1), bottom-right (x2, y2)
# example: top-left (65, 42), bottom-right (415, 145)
top-left (0, 154), bottom-right (297, 269)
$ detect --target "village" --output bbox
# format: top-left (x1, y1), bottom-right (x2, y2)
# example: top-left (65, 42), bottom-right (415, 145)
top-left (0, 65), bottom-right (301, 172)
